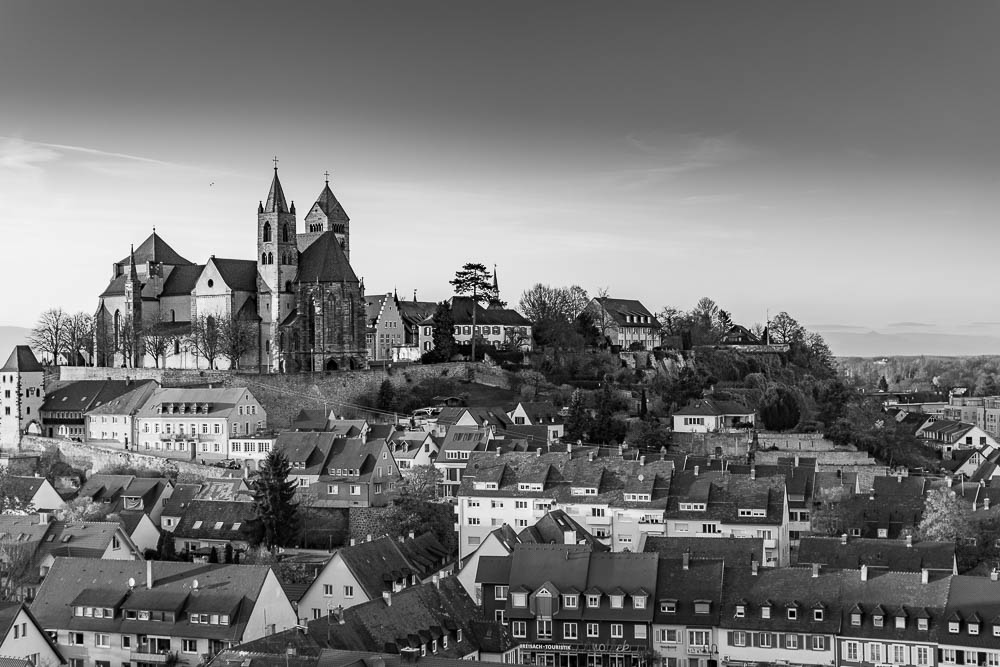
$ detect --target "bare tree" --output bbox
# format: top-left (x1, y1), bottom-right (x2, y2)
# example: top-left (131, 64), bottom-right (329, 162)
top-left (141, 321), bottom-right (174, 369)
top-left (0, 538), bottom-right (37, 601)
top-left (186, 314), bottom-right (222, 369)
top-left (27, 308), bottom-right (68, 365)
top-left (62, 312), bottom-right (94, 366)
top-left (218, 312), bottom-right (258, 370)
top-left (769, 311), bottom-right (805, 344)
top-left (0, 467), bottom-right (36, 516)
top-left (114, 314), bottom-right (138, 368)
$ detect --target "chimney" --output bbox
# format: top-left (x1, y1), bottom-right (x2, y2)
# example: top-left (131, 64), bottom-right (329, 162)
top-left (496, 448), bottom-right (501, 457)
top-left (947, 476), bottom-right (954, 488)
top-left (750, 466), bottom-right (756, 480)
top-left (682, 552), bottom-right (690, 570)
top-left (567, 442), bottom-right (572, 453)
top-left (432, 574), bottom-right (440, 589)
top-left (37, 512), bottom-right (50, 525)
top-left (640, 455), bottom-right (646, 466)
top-left (366, 534), bottom-right (372, 542)
top-left (841, 533), bottom-right (848, 545)
top-left (350, 538), bottom-right (356, 546)
top-left (861, 564), bottom-right (868, 581)
top-left (921, 568), bottom-right (929, 584)
top-left (906, 535), bottom-right (913, 548)
top-left (588, 451), bottom-right (595, 462)
top-left (986, 497), bottom-right (992, 511)
top-left (146, 560), bottom-right (154, 590)
top-left (536, 448), bottom-right (542, 457)
top-left (751, 559), bottom-right (759, 576)
top-left (812, 563), bottom-right (820, 578)
top-left (383, 591), bottom-right (392, 606)
top-left (898, 474), bottom-right (903, 483)
top-left (398, 535), bottom-right (405, 543)
top-left (694, 465), bottom-right (700, 477)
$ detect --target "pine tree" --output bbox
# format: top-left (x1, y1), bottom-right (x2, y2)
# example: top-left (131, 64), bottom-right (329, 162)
top-left (564, 389), bottom-right (591, 443)
top-left (208, 546), bottom-right (219, 563)
top-left (157, 531), bottom-right (177, 561)
top-left (244, 450), bottom-right (300, 548)
top-left (376, 379), bottom-right (396, 411)
top-left (224, 543), bottom-right (234, 564)
top-left (428, 302), bottom-right (456, 362)
top-left (878, 375), bottom-right (889, 392)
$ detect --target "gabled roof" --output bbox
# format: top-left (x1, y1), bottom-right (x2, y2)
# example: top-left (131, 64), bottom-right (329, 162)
top-left (117, 231), bottom-right (193, 266)
top-left (159, 264), bottom-right (205, 297)
top-left (336, 536), bottom-right (420, 599)
top-left (398, 300), bottom-right (439, 327)
top-left (295, 232), bottom-right (358, 284)
top-left (275, 432), bottom-right (338, 476)
top-left (517, 510), bottom-right (609, 552)
top-left (313, 182), bottom-right (349, 220)
top-left (43, 380), bottom-right (158, 416)
top-left (136, 387), bottom-right (251, 418)
top-left (642, 536), bottom-right (763, 564)
top-left (86, 381), bottom-right (159, 417)
top-left (35, 521), bottom-right (139, 563)
top-left (797, 536), bottom-right (956, 572)
top-left (172, 500), bottom-right (253, 542)
top-left (0, 602), bottom-right (64, 665)
top-left (593, 297), bottom-right (659, 328)
top-left (1, 346), bottom-right (42, 373)
top-left (673, 397), bottom-right (754, 417)
top-left (428, 296), bottom-right (530, 327)
top-left (210, 258), bottom-right (259, 293)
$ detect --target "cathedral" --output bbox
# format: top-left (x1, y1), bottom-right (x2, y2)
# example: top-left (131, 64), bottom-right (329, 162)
top-left (94, 168), bottom-right (368, 372)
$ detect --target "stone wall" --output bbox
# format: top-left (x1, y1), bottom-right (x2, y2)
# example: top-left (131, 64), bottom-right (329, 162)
top-left (757, 432), bottom-right (839, 451)
top-left (754, 448), bottom-right (879, 467)
top-left (19, 436), bottom-right (232, 480)
top-left (347, 506), bottom-right (396, 542)
top-left (58, 366), bottom-right (231, 387)
top-left (672, 432), bottom-right (751, 458)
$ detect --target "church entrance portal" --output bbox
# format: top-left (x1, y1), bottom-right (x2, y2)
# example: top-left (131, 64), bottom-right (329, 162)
top-left (325, 359), bottom-right (339, 371)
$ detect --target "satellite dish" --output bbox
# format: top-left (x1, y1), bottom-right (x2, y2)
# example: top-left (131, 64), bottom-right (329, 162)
top-left (637, 474), bottom-right (645, 482)
top-left (127, 577), bottom-right (136, 588)
top-left (192, 579), bottom-right (199, 590)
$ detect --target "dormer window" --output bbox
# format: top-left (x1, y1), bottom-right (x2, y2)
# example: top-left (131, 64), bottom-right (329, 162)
top-left (735, 604), bottom-right (745, 618)
top-left (588, 595), bottom-right (601, 608)
top-left (950, 621), bottom-right (960, 634)
top-left (787, 607), bottom-right (798, 620)
top-left (610, 595), bottom-right (624, 609)
top-left (563, 595), bottom-right (578, 609)
top-left (512, 593), bottom-right (527, 608)
top-left (873, 615), bottom-right (883, 628)
top-left (660, 600), bottom-right (676, 613)
top-left (970, 623), bottom-right (980, 636)
top-left (761, 606), bottom-right (771, 619)
top-left (918, 618), bottom-right (928, 631)
top-left (814, 609), bottom-right (824, 622)
top-left (679, 502), bottom-right (707, 511)
top-left (695, 601), bottom-right (711, 615)
top-left (851, 613), bottom-right (861, 626)
top-left (633, 595), bottom-right (646, 610)
top-left (895, 616), bottom-right (906, 629)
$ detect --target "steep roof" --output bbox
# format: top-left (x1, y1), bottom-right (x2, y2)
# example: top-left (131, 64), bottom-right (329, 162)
top-left (159, 264), bottom-right (205, 297)
top-left (517, 509), bottom-right (608, 551)
top-left (118, 231), bottom-right (192, 266)
top-left (86, 381), bottom-right (159, 417)
top-left (77, 474), bottom-right (135, 503)
top-left (42, 380), bottom-right (158, 416)
top-left (797, 536), bottom-right (955, 572)
top-left (1, 346), bottom-right (42, 373)
top-left (431, 296), bottom-right (530, 327)
top-left (0, 602), bottom-right (64, 665)
top-left (337, 537), bottom-right (421, 599)
top-left (314, 182), bottom-right (348, 220)
top-left (295, 232), bottom-right (358, 284)
top-left (210, 258), bottom-right (259, 293)
top-left (275, 432), bottom-right (338, 476)
top-left (673, 397), bottom-right (754, 417)
top-left (265, 170), bottom-right (289, 213)
top-left (172, 500), bottom-right (254, 542)
top-left (594, 297), bottom-right (659, 328)
top-left (35, 521), bottom-right (137, 563)
top-left (398, 300), bottom-right (439, 327)
top-left (653, 558), bottom-right (725, 625)
top-left (643, 535), bottom-right (764, 564)
top-left (136, 387), bottom-right (250, 418)
top-left (31, 558), bottom-right (276, 642)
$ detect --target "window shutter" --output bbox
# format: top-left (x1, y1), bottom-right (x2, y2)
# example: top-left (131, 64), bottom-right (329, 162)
top-left (771, 634), bottom-right (778, 649)
top-left (823, 636), bottom-right (830, 651)
top-left (778, 634), bottom-right (785, 649)
top-left (750, 633), bottom-right (757, 647)
top-left (728, 631), bottom-right (735, 645)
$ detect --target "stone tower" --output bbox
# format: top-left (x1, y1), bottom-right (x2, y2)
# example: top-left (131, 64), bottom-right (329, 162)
top-left (258, 167), bottom-right (298, 371)
top-left (0, 346), bottom-right (44, 447)
top-left (302, 175), bottom-right (351, 260)
top-left (122, 245), bottom-right (143, 367)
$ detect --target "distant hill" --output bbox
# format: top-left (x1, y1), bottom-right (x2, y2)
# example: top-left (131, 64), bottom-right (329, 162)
top-left (0, 326), bottom-right (31, 359)
top-left (821, 330), bottom-right (1000, 358)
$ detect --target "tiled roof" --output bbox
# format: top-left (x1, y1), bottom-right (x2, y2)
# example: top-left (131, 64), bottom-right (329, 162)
top-left (593, 297), bottom-right (659, 328)
top-left (673, 397), bottom-right (754, 417)
top-left (77, 474), bottom-right (135, 503)
top-left (32, 558), bottom-right (275, 642)
top-left (337, 537), bottom-right (421, 599)
top-left (1, 346), bottom-right (42, 372)
top-left (6, 476), bottom-right (44, 502)
top-left (275, 432), bottom-right (338, 476)
top-left (398, 301), bottom-right (439, 327)
top-left (438, 426), bottom-right (493, 455)
top-left (292, 409), bottom-right (334, 431)
top-left (517, 509), bottom-right (608, 551)
top-left (172, 500), bottom-right (254, 542)
top-left (135, 387), bottom-right (251, 418)
top-left (424, 296), bottom-right (529, 327)
top-left (86, 381), bottom-right (158, 417)
top-left (642, 536), bottom-right (764, 564)
top-left (35, 521), bottom-right (136, 566)
top-left (664, 471), bottom-right (785, 525)
top-left (43, 380), bottom-right (157, 416)
top-left (0, 602), bottom-right (62, 664)
top-left (395, 532), bottom-right (453, 578)
top-left (797, 537), bottom-right (956, 572)
top-left (212, 258), bottom-right (259, 293)
top-left (653, 558), bottom-right (725, 625)
top-left (313, 183), bottom-right (348, 220)
top-left (159, 264), bottom-right (205, 296)
top-left (295, 232), bottom-right (358, 284)
top-left (117, 232), bottom-right (193, 266)
top-left (161, 483), bottom-right (202, 517)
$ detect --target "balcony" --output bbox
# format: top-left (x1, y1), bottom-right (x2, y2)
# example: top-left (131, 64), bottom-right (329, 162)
top-left (588, 514), bottom-right (611, 525)
top-left (688, 646), bottom-right (711, 656)
top-left (763, 539), bottom-right (776, 548)
top-left (130, 652), bottom-right (169, 663)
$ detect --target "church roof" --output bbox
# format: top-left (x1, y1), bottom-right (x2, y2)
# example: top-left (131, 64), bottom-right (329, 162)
top-left (160, 264), bottom-right (205, 297)
top-left (117, 232), bottom-right (192, 267)
top-left (236, 298), bottom-right (261, 322)
top-left (99, 275), bottom-right (128, 298)
top-left (295, 232), bottom-right (358, 284)
top-left (265, 170), bottom-right (289, 213)
top-left (314, 183), bottom-right (349, 220)
top-left (398, 300), bottom-right (439, 326)
top-left (1, 346), bottom-right (43, 372)
top-left (210, 258), bottom-right (259, 293)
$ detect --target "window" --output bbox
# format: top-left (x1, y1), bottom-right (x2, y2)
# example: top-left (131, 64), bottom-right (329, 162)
top-left (587, 623), bottom-right (599, 638)
top-left (814, 608), bottom-right (824, 621)
top-left (564, 622), bottom-right (578, 640)
top-left (183, 639), bottom-right (198, 654)
top-left (95, 633), bottom-right (111, 648)
top-left (494, 609), bottom-right (506, 624)
top-left (657, 629), bottom-right (678, 644)
top-left (870, 643), bottom-right (883, 663)
top-left (941, 650), bottom-right (958, 665)
top-left (323, 584), bottom-right (333, 596)
top-left (635, 625), bottom-right (647, 640)
top-left (950, 621), bottom-right (960, 634)
top-left (787, 607), bottom-right (797, 620)
top-left (611, 595), bottom-right (624, 609)
top-left (350, 485), bottom-right (361, 495)
top-left (812, 636), bottom-right (824, 651)
top-left (563, 595), bottom-right (578, 608)
top-left (762, 606), bottom-right (771, 619)
top-left (688, 630), bottom-right (709, 647)
top-left (918, 617), bottom-right (928, 631)
top-left (70, 633), bottom-right (84, 646)
top-left (733, 632), bottom-right (746, 646)
top-left (512, 593), bottom-right (527, 608)
top-left (759, 634), bottom-right (772, 648)
top-left (633, 595), bottom-right (646, 609)
top-left (122, 635), bottom-right (132, 649)
top-left (512, 621), bottom-right (526, 639)
top-left (971, 623), bottom-right (981, 635)
top-left (495, 585), bottom-right (509, 600)
top-left (845, 642), bottom-right (859, 661)
top-left (588, 595), bottom-right (601, 608)
top-left (851, 613), bottom-right (861, 626)
top-left (344, 585), bottom-right (354, 598)
top-left (893, 645), bottom-right (907, 663)
top-left (916, 647), bottom-right (930, 665)
top-left (786, 634), bottom-right (798, 650)
top-left (537, 620), bottom-right (552, 639)
top-left (611, 624), bottom-right (623, 639)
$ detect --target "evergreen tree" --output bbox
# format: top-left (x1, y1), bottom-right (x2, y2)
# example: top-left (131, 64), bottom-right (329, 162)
top-left (224, 543), bottom-right (234, 564)
top-left (590, 383), bottom-right (628, 445)
top-left (564, 389), bottom-right (591, 443)
top-left (878, 375), bottom-right (889, 392)
top-left (208, 546), bottom-right (219, 563)
top-left (157, 531), bottom-right (177, 561)
top-left (376, 379), bottom-right (397, 411)
top-left (426, 302), bottom-right (456, 362)
top-left (244, 450), bottom-right (300, 548)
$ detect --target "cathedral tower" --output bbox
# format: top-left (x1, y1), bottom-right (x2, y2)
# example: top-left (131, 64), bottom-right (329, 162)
top-left (303, 174), bottom-right (351, 261)
top-left (258, 166), bottom-right (298, 371)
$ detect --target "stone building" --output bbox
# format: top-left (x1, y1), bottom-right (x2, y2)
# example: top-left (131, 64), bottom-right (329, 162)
top-left (0, 346), bottom-right (44, 446)
top-left (93, 168), bottom-right (367, 372)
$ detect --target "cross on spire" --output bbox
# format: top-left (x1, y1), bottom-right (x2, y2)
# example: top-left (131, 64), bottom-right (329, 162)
top-left (324, 170), bottom-right (330, 184)
top-left (272, 155), bottom-right (279, 170)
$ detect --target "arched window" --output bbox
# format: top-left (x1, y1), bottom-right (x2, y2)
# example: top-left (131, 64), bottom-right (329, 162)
top-left (285, 280), bottom-right (292, 293)
top-left (113, 310), bottom-right (121, 349)
top-left (267, 252), bottom-right (274, 265)
top-left (173, 339), bottom-right (180, 355)
top-left (261, 252), bottom-right (267, 264)
top-left (282, 224), bottom-right (289, 242)
top-left (262, 222), bottom-right (271, 242)
top-left (170, 309), bottom-right (176, 322)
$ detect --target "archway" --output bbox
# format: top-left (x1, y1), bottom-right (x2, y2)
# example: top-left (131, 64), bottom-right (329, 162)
top-left (325, 358), bottom-right (339, 371)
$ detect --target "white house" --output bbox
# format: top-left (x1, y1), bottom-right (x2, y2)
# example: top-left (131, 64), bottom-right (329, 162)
top-left (671, 398), bottom-right (756, 433)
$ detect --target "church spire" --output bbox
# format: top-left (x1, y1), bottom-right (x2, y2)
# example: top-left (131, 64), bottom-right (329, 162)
top-left (492, 264), bottom-right (499, 294)
top-left (264, 159), bottom-right (289, 213)
top-left (128, 244), bottom-right (138, 280)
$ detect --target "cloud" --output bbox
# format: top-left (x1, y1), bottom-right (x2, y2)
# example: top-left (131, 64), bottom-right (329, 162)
top-left (0, 137), bottom-right (59, 171)
top-left (611, 131), bottom-right (753, 190)
top-left (887, 321), bottom-right (933, 328)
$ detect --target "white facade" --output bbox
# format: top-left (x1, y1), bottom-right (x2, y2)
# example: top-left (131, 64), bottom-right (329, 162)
top-left (0, 606), bottom-right (63, 667)
top-left (0, 364), bottom-right (43, 447)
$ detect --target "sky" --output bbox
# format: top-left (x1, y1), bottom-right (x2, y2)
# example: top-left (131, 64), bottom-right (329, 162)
top-left (3, 1), bottom-right (1000, 354)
